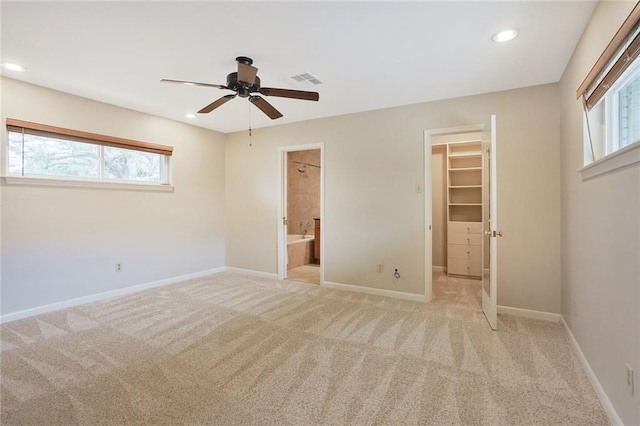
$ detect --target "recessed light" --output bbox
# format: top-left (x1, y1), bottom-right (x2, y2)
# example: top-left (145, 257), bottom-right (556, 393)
top-left (185, 113), bottom-right (196, 119)
top-left (492, 29), bottom-right (519, 43)
top-left (0, 62), bottom-right (26, 72)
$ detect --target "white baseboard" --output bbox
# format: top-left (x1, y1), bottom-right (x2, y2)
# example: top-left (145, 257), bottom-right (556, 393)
top-left (0, 267), bottom-right (225, 324)
top-left (561, 316), bottom-right (622, 426)
top-left (227, 268), bottom-right (424, 303)
top-left (497, 305), bottom-right (561, 322)
top-left (322, 281), bottom-right (426, 302)
top-left (224, 266), bottom-right (279, 279)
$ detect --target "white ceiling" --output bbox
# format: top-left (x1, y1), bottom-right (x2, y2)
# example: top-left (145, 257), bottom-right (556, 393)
top-left (1, 1), bottom-right (597, 134)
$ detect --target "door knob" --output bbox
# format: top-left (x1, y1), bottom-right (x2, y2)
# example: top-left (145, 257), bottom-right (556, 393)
top-left (485, 231), bottom-right (492, 236)
top-left (486, 230), bottom-right (503, 237)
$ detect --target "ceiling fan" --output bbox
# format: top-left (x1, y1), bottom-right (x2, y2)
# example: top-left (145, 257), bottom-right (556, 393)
top-left (161, 56), bottom-right (319, 120)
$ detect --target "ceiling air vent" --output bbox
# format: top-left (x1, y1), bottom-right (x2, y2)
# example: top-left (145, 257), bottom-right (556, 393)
top-left (290, 72), bottom-right (323, 85)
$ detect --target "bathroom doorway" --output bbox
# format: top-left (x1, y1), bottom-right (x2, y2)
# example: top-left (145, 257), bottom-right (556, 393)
top-left (277, 144), bottom-right (324, 285)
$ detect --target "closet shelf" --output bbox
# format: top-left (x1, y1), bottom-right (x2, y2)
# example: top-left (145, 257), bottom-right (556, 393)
top-left (449, 167), bottom-right (482, 171)
top-left (449, 185), bottom-right (482, 188)
top-left (449, 203), bottom-right (482, 206)
top-left (448, 153), bottom-right (482, 159)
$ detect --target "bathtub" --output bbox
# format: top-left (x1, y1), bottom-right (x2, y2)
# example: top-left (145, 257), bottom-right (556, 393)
top-left (287, 234), bottom-right (315, 269)
top-left (287, 234), bottom-right (315, 244)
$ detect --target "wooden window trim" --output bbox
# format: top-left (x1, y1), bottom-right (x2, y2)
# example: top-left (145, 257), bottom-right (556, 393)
top-left (6, 118), bottom-right (173, 156)
top-left (576, 2), bottom-right (640, 105)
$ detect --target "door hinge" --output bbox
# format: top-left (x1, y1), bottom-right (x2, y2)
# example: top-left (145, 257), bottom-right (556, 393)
top-left (283, 217), bottom-right (288, 225)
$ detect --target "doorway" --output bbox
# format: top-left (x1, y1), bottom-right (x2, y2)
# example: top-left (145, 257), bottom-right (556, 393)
top-left (424, 124), bottom-right (484, 302)
top-left (424, 118), bottom-right (499, 329)
top-left (278, 144), bottom-right (324, 285)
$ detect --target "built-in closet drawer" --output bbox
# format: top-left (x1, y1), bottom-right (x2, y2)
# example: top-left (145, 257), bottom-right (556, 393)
top-left (448, 232), bottom-right (482, 246)
top-left (448, 245), bottom-right (481, 260)
top-left (448, 258), bottom-right (482, 277)
top-left (448, 222), bottom-right (482, 235)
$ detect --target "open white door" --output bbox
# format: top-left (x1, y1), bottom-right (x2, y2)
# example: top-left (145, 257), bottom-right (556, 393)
top-left (482, 115), bottom-right (500, 330)
top-left (278, 150), bottom-right (289, 280)
top-left (424, 133), bottom-right (433, 302)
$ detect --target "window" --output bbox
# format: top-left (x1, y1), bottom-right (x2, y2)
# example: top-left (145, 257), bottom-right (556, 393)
top-left (616, 61), bottom-right (640, 150)
top-left (578, 3), bottom-right (640, 177)
top-left (5, 119), bottom-right (173, 186)
top-left (585, 58), bottom-right (640, 160)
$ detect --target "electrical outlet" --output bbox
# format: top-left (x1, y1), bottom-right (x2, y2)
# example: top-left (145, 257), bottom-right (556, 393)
top-left (377, 264), bottom-right (384, 273)
top-left (116, 263), bottom-right (122, 272)
top-left (626, 364), bottom-right (634, 396)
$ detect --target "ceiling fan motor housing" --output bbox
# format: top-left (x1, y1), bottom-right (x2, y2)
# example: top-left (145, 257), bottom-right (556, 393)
top-left (226, 72), bottom-right (261, 97)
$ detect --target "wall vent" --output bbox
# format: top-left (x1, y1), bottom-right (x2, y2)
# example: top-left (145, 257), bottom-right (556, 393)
top-left (290, 72), bottom-right (323, 85)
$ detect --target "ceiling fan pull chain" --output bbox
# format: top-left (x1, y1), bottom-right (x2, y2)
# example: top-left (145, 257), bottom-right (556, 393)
top-left (248, 102), bottom-right (253, 147)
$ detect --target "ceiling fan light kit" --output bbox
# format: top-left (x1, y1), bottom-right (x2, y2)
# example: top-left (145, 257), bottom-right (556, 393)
top-left (162, 56), bottom-right (319, 120)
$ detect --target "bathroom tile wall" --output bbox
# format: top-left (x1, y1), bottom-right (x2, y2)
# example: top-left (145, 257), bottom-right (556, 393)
top-left (287, 149), bottom-right (320, 235)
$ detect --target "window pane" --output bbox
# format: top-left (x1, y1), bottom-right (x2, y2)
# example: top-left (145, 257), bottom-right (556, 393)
top-left (618, 68), bottom-right (640, 148)
top-left (8, 131), bottom-right (99, 177)
top-left (104, 146), bottom-right (162, 182)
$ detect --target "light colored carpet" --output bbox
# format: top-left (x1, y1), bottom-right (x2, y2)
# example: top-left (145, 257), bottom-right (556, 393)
top-left (1, 271), bottom-right (608, 425)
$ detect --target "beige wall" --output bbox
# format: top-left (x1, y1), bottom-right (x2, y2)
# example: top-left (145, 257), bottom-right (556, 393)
top-left (559, 1), bottom-right (639, 424)
top-left (287, 149), bottom-right (320, 236)
top-left (226, 83), bottom-right (561, 312)
top-left (1, 77), bottom-right (227, 315)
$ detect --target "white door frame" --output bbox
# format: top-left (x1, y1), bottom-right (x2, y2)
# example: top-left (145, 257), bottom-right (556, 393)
top-left (423, 124), bottom-right (484, 302)
top-left (277, 143), bottom-right (325, 284)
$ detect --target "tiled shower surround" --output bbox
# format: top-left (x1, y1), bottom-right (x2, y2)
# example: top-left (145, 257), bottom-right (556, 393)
top-left (287, 150), bottom-right (320, 236)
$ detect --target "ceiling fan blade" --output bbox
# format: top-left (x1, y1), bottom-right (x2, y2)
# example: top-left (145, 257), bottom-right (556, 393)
top-left (260, 87), bottom-right (319, 101)
top-left (161, 79), bottom-right (227, 89)
top-left (198, 94), bottom-right (237, 114)
top-left (238, 62), bottom-right (258, 85)
top-left (249, 96), bottom-right (283, 120)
